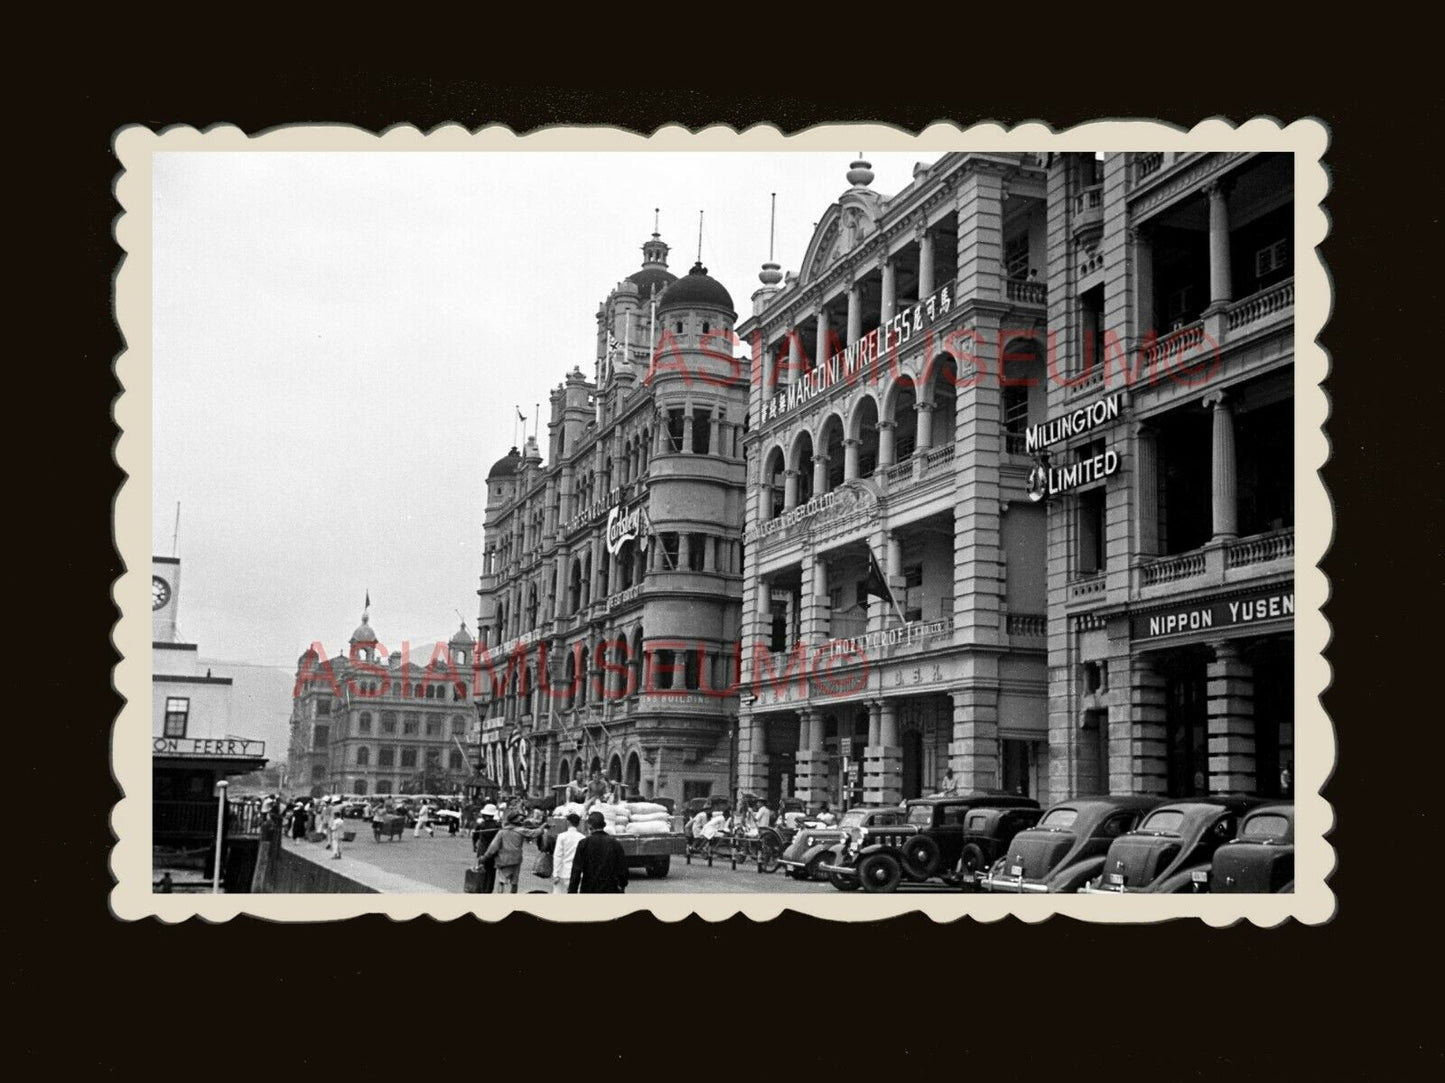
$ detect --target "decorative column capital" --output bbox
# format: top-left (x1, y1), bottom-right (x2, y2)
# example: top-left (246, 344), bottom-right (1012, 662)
top-left (878, 419), bottom-right (897, 432)
top-left (1202, 389), bottom-right (1231, 411)
top-left (915, 400), bottom-right (935, 413)
top-left (843, 436), bottom-right (860, 448)
top-left (813, 453), bottom-right (830, 465)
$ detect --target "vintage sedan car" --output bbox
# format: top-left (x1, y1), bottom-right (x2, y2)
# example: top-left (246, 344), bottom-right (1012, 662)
top-left (1079, 798), bottom-right (1259, 894)
top-left (778, 806), bottom-right (907, 882)
top-left (1200, 804), bottom-right (1294, 893)
top-left (821, 794), bottom-right (1040, 893)
top-left (953, 806), bottom-right (1046, 883)
top-left (978, 796), bottom-right (1163, 893)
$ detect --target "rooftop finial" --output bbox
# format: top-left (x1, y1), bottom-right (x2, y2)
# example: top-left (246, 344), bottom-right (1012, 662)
top-left (759, 193), bottom-right (782, 286)
top-left (768, 192), bottom-right (776, 261)
top-left (697, 210), bottom-right (704, 263)
top-left (653, 207), bottom-right (660, 237)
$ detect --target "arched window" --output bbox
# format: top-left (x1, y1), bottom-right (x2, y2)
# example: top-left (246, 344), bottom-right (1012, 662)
top-left (631, 627), bottom-right (645, 694)
top-left (578, 645), bottom-right (590, 706)
top-left (359, 712), bottom-right (373, 733)
top-left (608, 753), bottom-right (623, 782)
top-left (564, 650), bottom-right (577, 711)
top-left (625, 751), bottom-right (642, 792)
top-left (559, 759), bottom-right (571, 786)
top-left (357, 746), bottom-right (370, 766)
top-left (763, 447), bottom-right (786, 520)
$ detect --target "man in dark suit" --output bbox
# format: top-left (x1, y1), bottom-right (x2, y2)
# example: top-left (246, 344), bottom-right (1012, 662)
top-left (568, 812), bottom-right (630, 894)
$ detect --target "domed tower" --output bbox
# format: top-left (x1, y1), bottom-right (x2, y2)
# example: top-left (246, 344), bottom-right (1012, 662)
top-left (350, 606), bottom-right (380, 663)
top-left (479, 447), bottom-right (521, 645)
top-left (449, 620), bottom-right (475, 667)
top-left (640, 258), bottom-right (746, 696)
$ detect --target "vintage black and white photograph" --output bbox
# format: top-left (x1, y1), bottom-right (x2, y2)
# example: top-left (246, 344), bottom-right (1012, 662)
top-left (112, 121), bottom-right (1330, 920)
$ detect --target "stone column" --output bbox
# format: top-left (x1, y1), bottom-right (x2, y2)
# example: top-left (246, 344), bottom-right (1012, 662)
top-left (918, 227), bottom-right (935, 299)
top-left (915, 400), bottom-right (934, 452)
top-left (847, 279), bottom-right (861, 345)
top-left (784, 468), bottom-right (800, 510)
top-left (709, 413), bottom-right (721, 456)
top-left (1128, 658), bottom-right (1169, 795)
top-left (1130, 226), bottom-right (1154, 340)
top-left (678, 533), bottom-right (691, 571)
top-left (865, 699), bottom-right (903, 805)
top-left (682, 411), bottom-right (694, 453)
top-left (843, 438), bottom-right (860, 482)
top-left (810, 554), bottom-right (829, 644)
top-left (881, 258), bottom-right (897, 322)
top-left (812, 453), bottom-right (828, 496)
top-left (949, 686), bottom-right (998, 792)
top-left (796, 707), bottom-right (829, 805)
top-left (737, 712), bottom-right (769, 802)
top-left (787, 328), bottom-right (803, 383)
top-left (1205, 391), bottom-right (1238, 541)
top-left (553, 556), bottom-right (567, 620)
top-left (1206, 180), bottom-right (1233, 309)
top-left (1207, 641), bottom-right (1255, 796)
top-left (702, 534), bottom-right (715, 572)
top-left (878, 419), bottom-right (896, 467)
top-left (815, 307), bottom-right (830, 370)
top-left (1135, 423), bottom-right (1159, 558)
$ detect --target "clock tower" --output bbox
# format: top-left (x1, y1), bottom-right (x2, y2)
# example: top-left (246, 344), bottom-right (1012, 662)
top-left (152, 555), bottom-right (182, 644)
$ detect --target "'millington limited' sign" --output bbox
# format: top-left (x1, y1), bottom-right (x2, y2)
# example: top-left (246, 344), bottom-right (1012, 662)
top-left (1026, 393), bottom-right (1123, 502)
top-left (1132, 585), bottom-right (1295, 641)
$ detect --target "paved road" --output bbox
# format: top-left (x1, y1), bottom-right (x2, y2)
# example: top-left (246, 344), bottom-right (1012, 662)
top-left (288, 831), bottom-right (835, 894)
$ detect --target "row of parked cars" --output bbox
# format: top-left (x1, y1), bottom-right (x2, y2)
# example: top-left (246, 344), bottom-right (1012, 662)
top-left (786, 793), bottom-right (1293, 894)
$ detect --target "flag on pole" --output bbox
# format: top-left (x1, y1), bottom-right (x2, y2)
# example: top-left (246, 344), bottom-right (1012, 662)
top-left (517, 407), bottom-right (527, 422)
top-left (863, 543), bottom-right (905, 624)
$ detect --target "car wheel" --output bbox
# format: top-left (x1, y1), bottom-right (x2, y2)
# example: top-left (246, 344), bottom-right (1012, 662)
top-left (902, 836), bottom-right (941, 878)
top-left (649, 857), bottom-right (670, 879)
top-left (957, 843), bottom-right (986, 881)
top-left (858, 853), bottom-right (903, 893)
top-left (804, 851), bottom-right (834, 881)
top-left (828, 871), bottom-right (859, 892)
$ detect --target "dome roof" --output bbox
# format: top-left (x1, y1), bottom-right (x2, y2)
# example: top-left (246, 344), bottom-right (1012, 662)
top-left (350, 616), bottom-right (378, 644)
top-left (658, 262), bottom-right (734, 314)
top-left (626, 265), bottom-right (676, 301)
top-left (449, 621), bottom-right (475, 646)
top-left (487, 447), bottom-right (521, 479)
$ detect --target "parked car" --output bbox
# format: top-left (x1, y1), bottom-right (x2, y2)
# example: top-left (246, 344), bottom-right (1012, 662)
top-left (1199, 804), bottom-right (1294, 893)
top-left (978, 796), bottom-right (1163, 893)
top-left (952, 806), bottom-right (1046, 885)
top-left (1079, 798), bottom-right (1259, 894)
top-left (778, 806), bottom-right (907, 883)
top-left (821, 794), bottom-right (1040, 892)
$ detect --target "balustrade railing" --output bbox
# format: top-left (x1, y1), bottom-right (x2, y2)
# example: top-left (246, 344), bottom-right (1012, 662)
top-left (1006, 613), bottom-right (1048, 638)
top-left (1140, 550), bottom-right (1207, 586)
top-left (923, 443), bottom-right (955, 469)
top-left (1226, 528), bottom-right (1294, 569)
top-left (1132, 152), bottom-right (1164, 186)
top-left (883, 460), bottom-right (914, 486)
top-left (1005, 279), bottom-right (1049, 305)
top-left (154, 800), bottom-right (263, 838)
top-left (1226, 279), bottom-right (1294, 332)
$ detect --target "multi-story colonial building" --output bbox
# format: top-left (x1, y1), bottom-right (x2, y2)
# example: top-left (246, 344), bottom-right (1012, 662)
top-left (1039, 150), bottom-right (1295, 803)
top-left (287, 607), bottom-right (476, 797)
top-left (736, 155), bottom-right (1054, 810)
top-left (475, 230), bottom-right (748, 806)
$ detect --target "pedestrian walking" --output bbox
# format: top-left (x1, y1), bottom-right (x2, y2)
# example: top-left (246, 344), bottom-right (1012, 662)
top-left (414, 802), bottom-right (434, 838)
top-left (330, 808), bottom-right (345, 859)
top-left (471, 803), bottom-right (501, 894)
top-left (568, 812), bottom-right (629, 894)
top-left (484, 812), bottom-right (544, 894)
top-left (551, 813), bottom-right (584, 895)
top-left (755, 800), bottom-right (773, 829)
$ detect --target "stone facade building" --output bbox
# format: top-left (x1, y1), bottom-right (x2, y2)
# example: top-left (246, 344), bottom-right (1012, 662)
top-left (1039, 150), bottom-right (1295, 802)
top-left (735, 155), bottom-right (1054, 809)
top-left (286, 608), bottom-right (476, 797)
top-left (474, 230), bottom-right (748, 806)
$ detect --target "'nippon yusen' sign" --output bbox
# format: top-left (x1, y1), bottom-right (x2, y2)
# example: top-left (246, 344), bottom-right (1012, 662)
top-left (1026, 393), bottom-right (1122, 453)
top-left (605, 505), bottom-right (646, 555)
top-left (153, 736), bottom-right (266, 759)
top-left (1132, 586), bottom-right (1295, 641)
top-left (1028, 448), bottom-right (1120, 501)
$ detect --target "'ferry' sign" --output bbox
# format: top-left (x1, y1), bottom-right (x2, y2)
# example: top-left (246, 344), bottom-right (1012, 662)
top-left (153, 737), bottom-right (266, 759)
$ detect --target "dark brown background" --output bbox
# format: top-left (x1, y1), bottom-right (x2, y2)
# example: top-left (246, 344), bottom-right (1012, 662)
top-left (30, 61), bottom-right (1434, 1077)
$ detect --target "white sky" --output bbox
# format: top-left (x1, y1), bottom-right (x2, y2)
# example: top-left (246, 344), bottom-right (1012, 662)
top-left (152, 150), bottom-right (936, 677)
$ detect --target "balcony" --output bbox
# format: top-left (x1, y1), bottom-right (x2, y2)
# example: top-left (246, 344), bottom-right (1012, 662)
top-left (1226, 278), bottom-right (1293, 336)
top-left (1069, 573), bottom-right (1107, 602)
top-left (1005, 278), bottom-right (1048, 308)
top-left (1005, 612), bottom-right (1047, 644)
top-left (1136, 528), bottom-right (1294, 597)
top-left (1072, 184), bottom-right (1104, 241)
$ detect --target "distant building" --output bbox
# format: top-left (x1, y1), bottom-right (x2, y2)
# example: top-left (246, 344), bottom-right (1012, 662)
top-left (287, 607), bottom-right (476, 797)
top-left (475, 229), bottom-right (748, 805)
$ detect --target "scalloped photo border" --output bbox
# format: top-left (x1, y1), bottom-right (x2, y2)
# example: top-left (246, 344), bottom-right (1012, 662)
top-left (111, 118), bottom-right (1332, 925)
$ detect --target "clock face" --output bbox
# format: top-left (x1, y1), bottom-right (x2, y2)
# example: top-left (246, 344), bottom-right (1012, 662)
top-left (152, 576), bottom-right (172, 611)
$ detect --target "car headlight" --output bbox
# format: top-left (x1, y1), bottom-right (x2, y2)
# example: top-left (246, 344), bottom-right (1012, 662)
top-left (804, 835), bottom-right (814, 847)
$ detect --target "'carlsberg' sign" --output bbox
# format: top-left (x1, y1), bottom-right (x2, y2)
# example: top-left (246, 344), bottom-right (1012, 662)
top-left (605, 505), bottom-right (645, 555)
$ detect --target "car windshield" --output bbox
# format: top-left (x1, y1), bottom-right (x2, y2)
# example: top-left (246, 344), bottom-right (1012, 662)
top-left (1040, 808), bottom-right (1078, 828)
top-left (1139, 810), bottom-right (1185, 835)
top-left (907, 805), bottom-right (934, 827)
top-left (1241, 814), bottom-right (1290, 840)
top-left (840, 811), bottom-right (867, 829)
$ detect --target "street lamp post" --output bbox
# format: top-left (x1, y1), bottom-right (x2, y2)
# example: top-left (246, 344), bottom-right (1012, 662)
top-left (211, 779), bottom-right (229, 894)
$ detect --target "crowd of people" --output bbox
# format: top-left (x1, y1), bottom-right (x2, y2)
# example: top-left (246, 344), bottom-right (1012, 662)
top-left (467, 801), bottom-right (629, 895)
